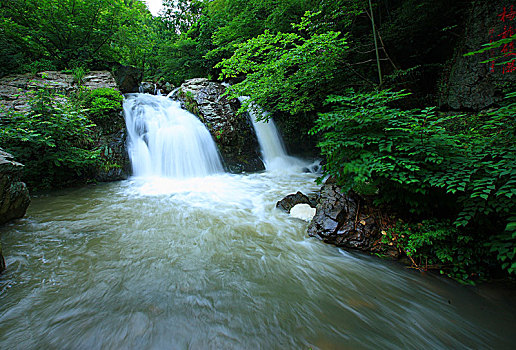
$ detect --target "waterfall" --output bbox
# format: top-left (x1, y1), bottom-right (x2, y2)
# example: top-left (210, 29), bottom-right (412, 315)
top-left (238, 96), bottom-right (302, 171)
top-left (124, 94), bottom-right (224, 178)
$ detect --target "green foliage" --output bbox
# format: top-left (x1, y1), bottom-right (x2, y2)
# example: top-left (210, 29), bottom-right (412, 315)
top-left (311, 89), bottom-right (515, 224)
top-left (383, 220), bottom-right (487, 283)
top-left (218, 12), bottom-right (348, 116)
top-left (311, 89), bottom-right (516, 278)
top-left (488, 217), bottom-right (516, 275)
top-left (72, 66), bottom-right (88, 86)
top-left (0, 0), bottom-right (153, 75)
top-left (0, 87), bottom-right (99, 189)
top-left (464, 34), bottom-right (516, 67)
top-left (81, 88), bottom-right (124, 124)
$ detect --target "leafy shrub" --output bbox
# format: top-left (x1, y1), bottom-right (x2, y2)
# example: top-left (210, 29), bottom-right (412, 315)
top-left (217, 11), bottom-right (348, 117)
top-left (81, 88), bottom-right (124, 130)
top-left (383, 220), bottom-right (488, 283)
top-left (0, 87), bottom-right (99, 189)
top-left (310, 89), bottom-right (515, 278)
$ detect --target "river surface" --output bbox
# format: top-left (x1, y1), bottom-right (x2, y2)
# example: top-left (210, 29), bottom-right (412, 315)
top-left (1, 171), bottom-right (515, 349)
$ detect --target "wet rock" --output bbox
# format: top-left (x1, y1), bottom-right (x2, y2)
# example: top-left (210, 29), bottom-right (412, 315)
top-left (112, 64), bottom-right (142, 93)
top-left (307, 180), bottom-right (383, 252)
top-left (0, 149), bottom-right (30, 225)
top-left (139, 81), bottom-right (155, 94)
top-left (94, 128), bottom-right (131, 182)
top-left (440, 0), bottom-right (516, 110)
top-left (176, 78), bottom-right (264, 173)
top-left (276, 191), bottom-right (317, 213)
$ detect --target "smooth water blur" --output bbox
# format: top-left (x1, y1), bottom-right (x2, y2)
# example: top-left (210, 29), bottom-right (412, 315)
top-left (238, 96), bottom-right (304, 171)
top-left (124, 94), bottom-right (224, 177)
top-left (1, 172), bottom-right (515, 349)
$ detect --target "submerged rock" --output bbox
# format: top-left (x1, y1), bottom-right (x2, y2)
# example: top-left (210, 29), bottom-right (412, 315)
top-left (0, 149), bottom-right (30, 225)
top-left (307, 179), bottom-right (383, 252)
top-left (176, 78), bottom-right (264, 173)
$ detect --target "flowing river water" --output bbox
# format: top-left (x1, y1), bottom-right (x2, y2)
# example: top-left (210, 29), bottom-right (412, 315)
top-left (1, 94), bottom-right (515, 349)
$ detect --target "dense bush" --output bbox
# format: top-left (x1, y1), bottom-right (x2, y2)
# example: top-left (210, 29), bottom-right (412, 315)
top-left (81, 87), bottom-right (124, 129)
top-left (0, 88), bottom-right (99, 189)
top-left (382, 220), bottom-right (487, 283)
top-left (310, 89), bottom-right (515, 280)
top-left (217, 11), bottom-right (348, 117)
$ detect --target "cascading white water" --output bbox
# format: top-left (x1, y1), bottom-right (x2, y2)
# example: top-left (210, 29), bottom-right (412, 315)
top-left (238, 96), bottom-right (304, 171)
top-left (124, 93), bottom-right (224, 178)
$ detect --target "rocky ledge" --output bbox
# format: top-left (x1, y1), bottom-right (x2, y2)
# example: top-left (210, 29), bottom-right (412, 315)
top-left (174, 78), bottom-right (264, 173)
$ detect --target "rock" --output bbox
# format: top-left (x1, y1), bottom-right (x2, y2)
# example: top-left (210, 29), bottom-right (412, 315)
top-left (440, 0), bottom-right (516, 110)
top-left (139, 81), bottom-right (155, 94)
top-left (112, 64), bottom-right (142, 93)
top-left (0, 70), bottom-right (117, 112)
top-left (290, 204), bottom-right (317, 222)
top-left (162, 82), bottom-right (175, 95)
top-left (94, 128), bottom-right (131, 182)
top-left (0, 149), bottom-right (30, 225)
top-left (276, 191), bottom-right (317, 212)
top-left (176, 78), bottom-right (264, 173)
top-left (307, 180), bottom-right (383, 252)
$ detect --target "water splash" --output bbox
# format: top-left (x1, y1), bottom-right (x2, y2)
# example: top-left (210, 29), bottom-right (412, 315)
top-left (124, 93), bottom-right (223, 178)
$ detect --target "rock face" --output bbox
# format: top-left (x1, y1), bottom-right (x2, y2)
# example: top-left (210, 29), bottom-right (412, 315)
top-left (276, 191), bottom-right (317, 213)
top-left (139, 81), bottom-right (175, 96)
top-left (112, 64), bottom-right (143, 93)
top-left (0, 149), bottom-right (30, 225)
top-left (0, 71), bottom-right (130, 182)
top-left (440, 0), bottom-right (516, 110)
top-left (175, 78), bottom-right (264, 173)
top-left (307, 180), bottom-right (383, 252)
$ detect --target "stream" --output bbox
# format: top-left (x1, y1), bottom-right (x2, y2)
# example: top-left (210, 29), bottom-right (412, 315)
top-left (1, 94), bottom-right (515, 349)
top-left (1, 172), bottom-right (515, 349)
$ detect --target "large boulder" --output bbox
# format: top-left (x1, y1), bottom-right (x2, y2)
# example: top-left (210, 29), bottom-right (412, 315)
top-left (175, 78), bottom-right (264, 173)
top-left (276, 191), bottom-right (317, 212)
top-left (307, 179), bottom-right (384, 252)
top-left (440, 0), bottom-right (516, 110)
top-left (112, 64), bottom-right (143, 93)
top-left (0, 149), bottom-right (30, 225)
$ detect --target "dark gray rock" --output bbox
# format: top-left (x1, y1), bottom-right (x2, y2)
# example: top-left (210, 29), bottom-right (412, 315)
top-left (307, 179), bottom-right (383, 252)
top-left (440, 1), bottom-right (516, 110)
top-left (0, 71), bottom-right (130, 183)
top-left (176, 78), bottom-right (264, 173)
top-left (112, 65), bottom-right (142, 93)
top-left (0, 149), bottom-right (30, 225)
top-left (276, 191), bottom-right (317, 213)
top-left (94, 128), bottom-right (131, 182)
top-left (139, 81), bottom-right (155, 94)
